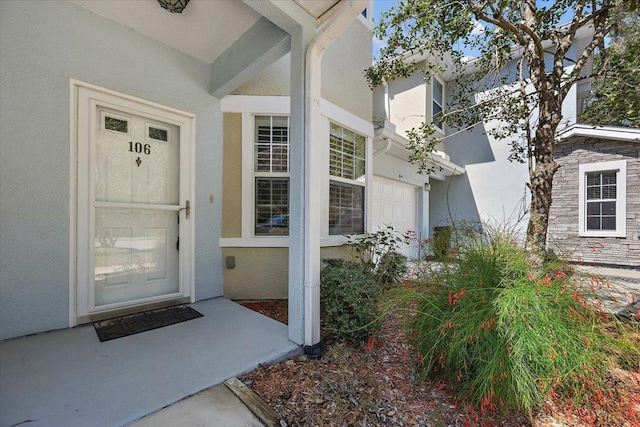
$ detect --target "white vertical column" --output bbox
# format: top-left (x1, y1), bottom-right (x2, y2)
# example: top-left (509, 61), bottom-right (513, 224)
top-left (287, 27), bottom-right (312, 345)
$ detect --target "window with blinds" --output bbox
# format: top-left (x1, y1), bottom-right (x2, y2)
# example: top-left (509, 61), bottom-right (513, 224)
top-left (585, 171), bottom-right (617, 230)
top-left (578, 160), bottom-right (626, 237)
top-left (329, 123), bottom-right (366, 235)
top-left (254, 116), bottom-right (290, 235)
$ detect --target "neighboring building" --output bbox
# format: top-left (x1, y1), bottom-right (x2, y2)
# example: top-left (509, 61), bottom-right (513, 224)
top-left (373, 28), bottom-right (595, 244)
top-left (0, 0), bottom-right (372, 347)
top-left (371, 68), bottom-right (466, 258)
top-left (548, 125), bottom-right (640, 267)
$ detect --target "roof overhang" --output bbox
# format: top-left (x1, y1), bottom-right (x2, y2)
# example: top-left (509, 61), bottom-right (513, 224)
top-left (374, 124), bottom-right (465, 181)
top-left (69, 0), bottom-right (333, 98)
top-left (556, 124), bottom-right (640, 143)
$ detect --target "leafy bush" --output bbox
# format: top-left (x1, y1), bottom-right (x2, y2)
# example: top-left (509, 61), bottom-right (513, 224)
top-left (321, 259), bottom-right (382, 343)
top-left (348, 226), bottom-right (410, 286)
top-left (375, 250), bottom-right (408, 287)
top-left (410, 230), bottom-right (640, 416)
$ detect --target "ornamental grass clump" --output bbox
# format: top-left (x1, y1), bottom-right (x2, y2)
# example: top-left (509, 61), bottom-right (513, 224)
top-left (411, 230), bottom-right (639, 417)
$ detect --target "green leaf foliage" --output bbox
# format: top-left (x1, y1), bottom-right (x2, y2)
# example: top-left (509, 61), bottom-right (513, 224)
top-left (581, 12), bottom-right (640, 126)
top-left (321, 259), bottom-right (382, 343)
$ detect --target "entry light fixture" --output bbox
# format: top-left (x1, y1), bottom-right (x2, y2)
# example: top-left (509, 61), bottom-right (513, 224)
top-left (157, 0), bottom-right (190, 13)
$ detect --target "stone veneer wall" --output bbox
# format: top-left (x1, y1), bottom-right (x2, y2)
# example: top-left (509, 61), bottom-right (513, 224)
top-left (548, 137), bottom-right (639, 267)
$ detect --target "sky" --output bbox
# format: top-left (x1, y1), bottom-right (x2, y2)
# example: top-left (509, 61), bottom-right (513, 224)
top-left (370, 0), bottom-right (486, 60)
top-left (371, 0), bottom-right (398, 57)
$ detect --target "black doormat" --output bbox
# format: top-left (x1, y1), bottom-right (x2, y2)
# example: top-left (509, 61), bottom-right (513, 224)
top-left (94, 305), bottom-right (203, 342)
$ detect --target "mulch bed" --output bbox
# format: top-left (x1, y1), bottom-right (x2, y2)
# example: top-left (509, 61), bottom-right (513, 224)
top-left (241, 300), bottom-right (288, 325)
top-left (241, 300), bottom-right (640, 427)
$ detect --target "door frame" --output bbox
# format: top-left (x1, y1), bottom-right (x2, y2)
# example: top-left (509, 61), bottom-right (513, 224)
top-left (69, 80), bottom-right (195, 326)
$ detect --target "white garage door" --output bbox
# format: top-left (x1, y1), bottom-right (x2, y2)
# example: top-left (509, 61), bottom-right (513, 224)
top-left (371, 176), bottom-right (418, 258)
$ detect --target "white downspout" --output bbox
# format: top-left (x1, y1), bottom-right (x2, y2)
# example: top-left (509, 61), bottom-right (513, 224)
top-left (304, 0), bottom-right (369, 354)
top-left (373, 137), bottom-right (392, 159)
top-left (372, 79), bottom-right (391, 160)
top-left (382, 78), bottom-right (390, 122)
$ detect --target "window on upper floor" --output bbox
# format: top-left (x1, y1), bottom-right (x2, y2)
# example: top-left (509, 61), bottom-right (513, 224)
top-left (254, 115), bottom-right (290, 236)
top-left (359, 1), bottom-right (373, 26)
top-left (578, 160), bottom-right (627, 237)
top-left (432, 77), bottom-right (444, 131)
top-left (329, 123), bottom-right (366, 235)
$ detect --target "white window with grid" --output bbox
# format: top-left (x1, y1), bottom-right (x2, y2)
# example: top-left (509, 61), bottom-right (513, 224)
top-left (329, 123), bottom-right (366, 235)
top-left (254, 116), bottom-right (290, 236)
top-left (578, 160), bottom-right (627, 237)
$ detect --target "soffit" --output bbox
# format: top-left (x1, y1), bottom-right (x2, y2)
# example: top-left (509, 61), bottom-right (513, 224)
top-left (69, 0), bottom-right (262, 63)
top-left (294, 0), bottom-right (341, 20)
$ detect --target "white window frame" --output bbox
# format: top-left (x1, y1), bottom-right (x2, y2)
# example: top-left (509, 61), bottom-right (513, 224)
top-left (219, 95), bottom-right (373, 247)
top-left (357, 1), bottom-right (374, 29)
top-left (578, 160), bottom-right (627, 237)
top-left (431, 76), bottom-right (445, 132)
top-left (253, 115), bottom-right (290, 237)
top-left (328, 122), bottom-right (367, 236)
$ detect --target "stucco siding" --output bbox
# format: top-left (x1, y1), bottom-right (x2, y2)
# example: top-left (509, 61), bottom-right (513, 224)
top-left (231, 21), bottom-right (372, 124)
top-left (222, 248), bottom-right (289, 300)
top-left (222, 113), bottom-right (243, 238)
top-left (430, 118), bottom-right (531, 236)
top-left (222, 246), bottom-right (353, 300)
top-left (322, 20), bottom-right (373, 123)
top-left (386, 71), bottom-right (427, 139)
top-left (0, 1), bottom-right (223, 339)
top-left (232, 54), bottom-right (290, 96)
top-left (549, 138), bottom-right (640, 266)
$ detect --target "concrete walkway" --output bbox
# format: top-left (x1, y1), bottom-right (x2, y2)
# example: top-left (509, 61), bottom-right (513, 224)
top-left (0, 298), bottom-right (300, 427)
top-left (574, 265), bottom-right (640, 319)
top-left (130, 384), bottom-right (264, 427)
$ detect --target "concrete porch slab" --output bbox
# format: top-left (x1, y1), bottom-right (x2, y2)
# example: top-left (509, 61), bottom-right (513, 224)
top-left (0, 298), bottom-right (300, 427)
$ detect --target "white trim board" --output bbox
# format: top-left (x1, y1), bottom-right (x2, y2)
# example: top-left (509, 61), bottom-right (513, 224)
top-left (578, 159), bottom-right (627, 238)
top-left (221, 95), bottom-right (374, 137)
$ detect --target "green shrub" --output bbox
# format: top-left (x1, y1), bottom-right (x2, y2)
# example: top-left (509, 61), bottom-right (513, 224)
top-left (410, 230), bottom-right (639, 416)
top-left (375, 250), bottom-right (408, 287)
top-left (432, 225), bottom-right (452, 260)
top-left (348, 226), bottom-right (410, 286)
top-left (321, 259), bottom-right (382, 343)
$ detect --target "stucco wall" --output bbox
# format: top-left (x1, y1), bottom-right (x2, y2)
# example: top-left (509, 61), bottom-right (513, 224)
top-left (222, 113), bottom-right (243, 238)
top-left (232, 20), bottom-right (373, 123)
top-left (222, 248), bottom-right (289, 300)
top-left (322, 20), bottom-right (373, 123)
top-left (232, 54), bottom-right (290, 96)
top-left (549, 138), bottom-right (640, 266)
top-left (0, 1), bottom-right (224, 339)
top-left (223, 246), bottom-right (352, 300)
top-left (429, 117), bottom-right (531, 237)
top-left (386, 70), bottom-right (427, 138)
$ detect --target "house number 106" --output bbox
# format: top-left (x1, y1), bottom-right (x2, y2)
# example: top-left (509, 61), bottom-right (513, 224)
top-left (128, 141), bottom-right (151, 155)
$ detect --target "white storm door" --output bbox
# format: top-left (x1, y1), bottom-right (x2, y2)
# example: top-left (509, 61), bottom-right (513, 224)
top-left (76, 85), bottom-right (194, 321)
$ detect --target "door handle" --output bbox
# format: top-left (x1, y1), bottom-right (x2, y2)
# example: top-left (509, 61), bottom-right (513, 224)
top-left (179, 200), bottom-right (190, 220)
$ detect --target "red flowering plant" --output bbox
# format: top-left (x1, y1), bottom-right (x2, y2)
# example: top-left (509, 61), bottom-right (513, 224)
top-left (407, 227), bottom-right (640, 421)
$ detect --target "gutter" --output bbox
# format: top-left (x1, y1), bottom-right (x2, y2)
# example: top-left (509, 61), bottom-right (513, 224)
top-left (375, 125), bottom-right (466, 177)
top-left (303, 0), bottom-right (369, 356)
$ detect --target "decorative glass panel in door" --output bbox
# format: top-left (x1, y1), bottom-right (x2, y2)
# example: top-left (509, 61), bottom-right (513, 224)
top-left (94, 108), bottom-right (180, 307)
